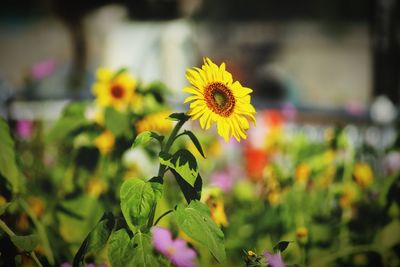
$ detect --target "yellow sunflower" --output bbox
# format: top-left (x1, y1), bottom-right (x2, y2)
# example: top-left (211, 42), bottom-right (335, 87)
top-left (183, 58), bottom-right (256, 142)
top-left (135, 110), bottom-right (173, 134)
top-left (92, 68), bottom-right (137, 111)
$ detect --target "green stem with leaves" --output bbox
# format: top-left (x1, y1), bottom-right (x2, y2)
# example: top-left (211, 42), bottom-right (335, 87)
top-left (0, 219), bottom-right (44, 267)
top-left (149, 117), bottom-right (189, 227)
top-left (19, 199), bottom-right (55, 265)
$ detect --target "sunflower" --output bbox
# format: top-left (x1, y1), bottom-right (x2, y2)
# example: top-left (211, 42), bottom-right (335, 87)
top-left (135, 110), bottom-right (173, 134)
top-left (92, 68), bottom-right (137, 111)
top-left (183, 58), bottom-right (256, 142)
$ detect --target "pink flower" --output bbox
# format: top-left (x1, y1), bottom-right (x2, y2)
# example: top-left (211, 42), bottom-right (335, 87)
top-left (31, 59), bottom-right (56, 80)
top-left (264, 252), bottom-right (285, 267)
top-left (210, 171), bottom-right (233, 193)
top-left (384, 151), bottom-right (400, 175)
top-left (152, 227), bottom-right (197, 267)
top-left (16, 120), bottom-right (33, 139)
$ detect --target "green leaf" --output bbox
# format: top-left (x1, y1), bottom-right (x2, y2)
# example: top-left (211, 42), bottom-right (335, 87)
top-left (0, 119), bottom-right (22, 193)
top-left (159, 149), bottom-right (198, 187)
top-left (273, 241), bottom-right (291, 253)
top-left (108, 229), bottom-right (134, 267)
top-left (181, 130), bottom-right (205, 158)
top-left (131, 232), bottom-right (162, 266)
top-left (171, 170), bottom-right (202, 204)
top-left (168, 113), bottom-right (190, 122)
top-left (108, 229), bottom-right (163, 267)
top-left (120, 179), bottom-right (156, 232)
top-left (0, 202), bottom-right (11, 216)
top-left (148, 176), bottom-right (164, 201)
top-left (174, 201), bottom-right (226, 265)
top-left (104, 107), bottom-right (130, 137)
top-left (10, 234), bottom-right (39, 252)
top-left (133, 131), bottom-right (164, 149)
top-left (112, 68), bottom-right (128, 79)
top-left (73, 212), bottom-right (115, 267)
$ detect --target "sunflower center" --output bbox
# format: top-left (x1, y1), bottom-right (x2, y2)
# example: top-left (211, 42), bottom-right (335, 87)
top-left (204, 82), bottom-right (235, 117)
top-left (110, 84), bottom-right (125, 99)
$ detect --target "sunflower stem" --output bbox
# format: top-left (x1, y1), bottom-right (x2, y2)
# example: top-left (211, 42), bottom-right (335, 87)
top-left (154, 209), bottom-right (173, 226)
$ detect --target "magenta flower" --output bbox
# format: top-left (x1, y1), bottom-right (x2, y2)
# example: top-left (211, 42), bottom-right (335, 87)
top-left (31, 59), bottom-right (56, 80)
top-left (16, 120), bottom-right (33, 139)
top-left (152, 227), bottom-right (197, 267)
top-left (210, 171), bottom-right (233, 193)
top-left (264, 252), bottom-right (285, 267)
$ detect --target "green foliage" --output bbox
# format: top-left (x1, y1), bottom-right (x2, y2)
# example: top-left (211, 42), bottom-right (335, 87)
top-left (0, 202), bottom-right (11, 216)
top-left (159, 149), bottom-right (198, 187)
top-left (120, 179), bottom-right (157, 232)
top-left (168, 113), bottom-right (190, 122)
top-left (73, 212), bottom-right (115, 267)
top-left (180, 130), bottom-right (206, 158)
top-left (47, 102), bottom-right (88, 142)
top-left (10, 234), bottom-right (39, 252)
top-left (273, 241), bottom-right (291, 253)
top-left (108, 229), bottom-right (163, 267)
top-left (132, 131), bottom-right (164, 148)
top-left (172, 170), bottom-right (202, 204)
top-left (104, 107), bottom-right (131, 137)
top-left (0, 119), bottom-right (23, 193)
top-left (174, 200), bottom-right (226, 265)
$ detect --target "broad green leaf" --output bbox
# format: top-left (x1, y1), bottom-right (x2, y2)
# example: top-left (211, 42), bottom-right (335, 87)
top-left (108, 229), bottom-right (134, 267)
top-left (171, 170), bottom-right (202, 204)
top-left (108, 230), bottom-right (163, 267)
top-left (120, 179), bottom-right (156, 232)
top-left (47, 116), bottom-right (87, 142)
top-left (148, 176), bottom-right (164, 200)
top-left (273, 241), bottom-right (291, 253)
top-left (159, 149), bottom-right (198, 187)
top-left (11, 234), bottom-right (39, 252)
top-left (181, 130), bottom-right (205, 158)
top-left (0, 119), bottom-right (22, 193)
top-left (133, 131), bottom-right (164, 149)
top-left (168, 113), bottom-right (190, 122)
top-left (174, 201), bottom-right (226, 265)
top-left (73, 212), bottom-right (115, 267)
top-left (131, 232), bottom-right (162, 266)
top-left (104, 107), bottom-right (130, 137)
top-left (0, 202), bottom-right (11, 216)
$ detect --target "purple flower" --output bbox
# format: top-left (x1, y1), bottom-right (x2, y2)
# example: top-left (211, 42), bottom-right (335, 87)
top-left (31, 59), bottom-right (56, 80)
top-left (152, 227), bottom-right (197, 267)
top-left (264, 252), bottom-right (285, 267)
top-left (16, 120), bottom-right (33, 139)
top-left (384, 151), bottom-right (400, 175)
top-left (281, 102), bottom-right (297, 120)
top-left (210, 171), bottom-right (233, 193)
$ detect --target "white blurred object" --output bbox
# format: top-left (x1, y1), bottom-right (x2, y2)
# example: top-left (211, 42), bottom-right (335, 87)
top-left (122, 147), bottom-right (157, 176)
top-left (383, 151), bottom-right (400, 175)
top-left (370, 95), bottom-right (397, 124)
top-left (103, 19), bottom-right (195, 95)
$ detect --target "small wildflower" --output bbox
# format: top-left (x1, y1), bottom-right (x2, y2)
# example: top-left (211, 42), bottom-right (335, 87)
top-left (296, 226), bottom-right (308, 244)
top-left (94, 130), bottom-right (115, 155)
top-left (16, 120), bottom-right (34, 139)
top-left (28, 197), bottom-right (45, 218)
top-left (264, 252), bottom-right (285, 267)
top-left (152, 227), bottom-right (197, 267)
top-left (86, 177), bottom-right (107, 198)
top-left (353, 163), bottom-right (374, 188)
top-left (295, 163), bottom-right (310, 185)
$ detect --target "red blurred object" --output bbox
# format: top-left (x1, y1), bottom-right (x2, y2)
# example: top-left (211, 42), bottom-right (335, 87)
top-left (245, 146), bottom-right (268, 182)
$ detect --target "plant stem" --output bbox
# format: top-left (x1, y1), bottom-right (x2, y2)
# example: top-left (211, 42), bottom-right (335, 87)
top-left (154, 210), bottom-right (173, 226)
top-left (19, 199), bottom-right (55, 265)
top-left (157, 118), bottom-right (187, 177)
top-left (149, 118), bottom-right (188, 227)
top-left (0, 219), bottom-right (44, 267)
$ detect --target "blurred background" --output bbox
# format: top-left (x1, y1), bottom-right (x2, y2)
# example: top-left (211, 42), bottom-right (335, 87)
top-left (0, 0), bottom-right (399, 116)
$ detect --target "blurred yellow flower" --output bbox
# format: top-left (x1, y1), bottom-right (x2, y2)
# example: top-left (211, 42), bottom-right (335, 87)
top-left (92, 68), bottom-right (137, 111)
top-left (339, 183), bottom-right (359, 209)
top-left (86, 177), bottom-right (107, 198)
top-left (206, 196), bottom-right (228, 227)
top-left (135, 110), bottom-right (173, 134)
top-left (353, 163), bottom-right (374, 188)
top-left (94, 130), bottom-right (115, 155)
top-left (295, 163), bottom-right (310, 184)
top-left (183, 58), bottom-right (256, 142)
top-left (267, 190), bottom-right (281, 206)
top-left (0, 195), bottom-right (6, 205)
top-left (28, 197), bottom-right (45, 218)
top-left (296, 226), bottom-right (309, 244)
